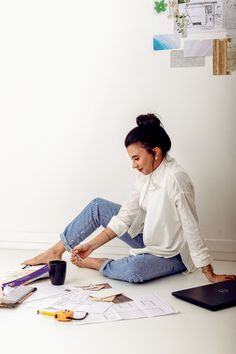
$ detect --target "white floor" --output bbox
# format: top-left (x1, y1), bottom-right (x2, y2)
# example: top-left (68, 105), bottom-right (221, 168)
top-left (0, 248), bottom-right (236, 354)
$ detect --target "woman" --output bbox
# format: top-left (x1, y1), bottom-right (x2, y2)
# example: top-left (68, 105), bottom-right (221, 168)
top-left (23, 114), bottom-right (236, 283)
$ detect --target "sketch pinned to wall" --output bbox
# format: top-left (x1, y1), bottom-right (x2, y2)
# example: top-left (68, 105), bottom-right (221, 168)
top-left (153, 34), bottom-right (181, 50)
top-left (184, 39), bottom-right (213, 56)
top-left (154, 0), bottom-right (168, 14)
top-left (178, 0), bottom-right (224, 33)
top-left (170, 50), bottom-right (206, 66)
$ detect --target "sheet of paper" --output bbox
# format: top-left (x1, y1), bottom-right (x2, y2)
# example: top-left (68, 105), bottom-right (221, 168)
top-left (21, 295), bottom-right (61, 309)
top-left (74, 307), bottom-right (122, 325)
top-left (49, 289), bottom-right (113, 313)
top-left (179, 0), bottom-right (224, 33)
top-left (134, 294), bottom-right (176, 316)
top-left (184, 40), bottom-right (213, 57)
top-left (227, 37), bottom-right (236, 71)
top-left (170, 50), bottom-right (205, 67)
top-left (112, 302), bottom-right (146, 320)
top-left (224, 0), bottom-right (236, 31)
top-left (75, 293), bottom-right (176, 326)
top-left (22, 283), bottom-right (74, 303)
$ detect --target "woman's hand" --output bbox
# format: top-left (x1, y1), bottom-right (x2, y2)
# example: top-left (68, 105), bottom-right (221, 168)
top-left (72, 242), bottom-right (94, 261)
top-left (205, 272), bottom-right (236, 283)
top-left (202, 264), bottom-right (236, 283)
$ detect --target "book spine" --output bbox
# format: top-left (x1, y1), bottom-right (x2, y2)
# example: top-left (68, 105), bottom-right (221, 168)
top-left (2, 265), bottom-right (49, 288)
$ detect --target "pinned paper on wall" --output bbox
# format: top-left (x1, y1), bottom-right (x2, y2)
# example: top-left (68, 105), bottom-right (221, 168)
top-left (227, 37), bottom-right (236, 72)
top-left (224, 0), bottom-right (236, 33)
top-left (184, 40), bottom-right (213, 57)
top-left (170, 50), bottom-right (205, 67)
top-left (178, 0), bottom-right (224, 33)
top-left (168, 0), bottom-right (179, 18)
top-left (174, 14), bottom-right (187, 37)
top-left (153, 34), bottom-right (180, 50)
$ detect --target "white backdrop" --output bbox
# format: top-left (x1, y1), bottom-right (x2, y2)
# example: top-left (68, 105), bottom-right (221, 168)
top-left (0, 1), bottom-right (235, 257)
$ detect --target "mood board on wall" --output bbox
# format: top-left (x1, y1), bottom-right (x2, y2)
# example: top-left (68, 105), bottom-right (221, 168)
top-left (153, 0), bottom-right (236, 75)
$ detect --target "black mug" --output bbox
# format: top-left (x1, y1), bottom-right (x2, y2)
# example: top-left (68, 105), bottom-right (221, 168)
top-left (48, 260), bottom-right (67, 286)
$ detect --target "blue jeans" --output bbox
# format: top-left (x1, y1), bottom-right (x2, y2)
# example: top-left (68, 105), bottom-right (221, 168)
top-left (60, 198), bottom-right (187, 283)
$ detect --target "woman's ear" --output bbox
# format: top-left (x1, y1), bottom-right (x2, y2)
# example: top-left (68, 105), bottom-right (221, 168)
top-left (153, 147), bottom-right (160, 160)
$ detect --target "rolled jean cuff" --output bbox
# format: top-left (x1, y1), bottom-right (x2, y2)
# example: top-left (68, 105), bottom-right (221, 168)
top-left (99, 258), bottom-right (114, 274)
top-left (60, 232), bottom-right (73, 252)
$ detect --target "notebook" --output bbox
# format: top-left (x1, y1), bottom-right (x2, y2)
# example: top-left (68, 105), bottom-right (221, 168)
top-left (172, 280), bottom-right (236, 311)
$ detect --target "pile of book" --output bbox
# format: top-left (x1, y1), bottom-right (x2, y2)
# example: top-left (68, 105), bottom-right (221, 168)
top-left (1, 264), bottom-right (49, 288)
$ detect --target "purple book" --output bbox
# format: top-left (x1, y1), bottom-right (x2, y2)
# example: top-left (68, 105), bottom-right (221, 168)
top-left (1, 264), bottom-right (49, 288)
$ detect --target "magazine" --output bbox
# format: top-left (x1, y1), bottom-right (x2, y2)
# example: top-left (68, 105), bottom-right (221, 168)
top-left (1, 264), bottom-right (49, 288)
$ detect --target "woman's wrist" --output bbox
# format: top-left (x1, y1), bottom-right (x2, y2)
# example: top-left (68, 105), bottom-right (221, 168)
top-left (202, 264), bottom-right (215, 281)
top-left (201, 264), bottom-right (214, 275)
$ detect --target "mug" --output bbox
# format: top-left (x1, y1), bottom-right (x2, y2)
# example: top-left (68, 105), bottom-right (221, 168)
top-left (48, 260), bottom-right (67, 286)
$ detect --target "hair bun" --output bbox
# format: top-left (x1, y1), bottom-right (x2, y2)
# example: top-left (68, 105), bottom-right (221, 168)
top-left (136, 113), bottom-right (161, 127)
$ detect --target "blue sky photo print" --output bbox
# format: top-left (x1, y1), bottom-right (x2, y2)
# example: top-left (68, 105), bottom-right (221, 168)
top-left (153, 34), bottom-right (180, 50)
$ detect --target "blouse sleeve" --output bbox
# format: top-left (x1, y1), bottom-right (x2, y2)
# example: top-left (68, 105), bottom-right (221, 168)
top-left (168, 172), bottom-right (212, 268)
top-left (107, 179), bottom-right (140, 237)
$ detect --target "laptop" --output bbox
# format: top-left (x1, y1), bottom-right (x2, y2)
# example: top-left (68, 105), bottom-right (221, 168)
top-left (172, 280), bottom-right (236, 311)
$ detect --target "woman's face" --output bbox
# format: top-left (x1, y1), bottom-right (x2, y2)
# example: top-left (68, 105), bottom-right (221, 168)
top-left (127, 143), bottom-right (157, 175)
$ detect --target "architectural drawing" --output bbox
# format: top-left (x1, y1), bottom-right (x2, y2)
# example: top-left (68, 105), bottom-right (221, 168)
top-left (178, 0), bottom-right (224, 32)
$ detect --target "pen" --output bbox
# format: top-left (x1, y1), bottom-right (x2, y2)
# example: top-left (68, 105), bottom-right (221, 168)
top-left (76, 254), bottom-right (83, 261)
top-left (72, 251), bottom-right (83, 261)
top-left (22, 265), bottom-right (30, 269)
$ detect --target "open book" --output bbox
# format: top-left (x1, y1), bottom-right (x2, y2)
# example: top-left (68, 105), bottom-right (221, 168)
top-left (1, 264), bottom-right (49, 288)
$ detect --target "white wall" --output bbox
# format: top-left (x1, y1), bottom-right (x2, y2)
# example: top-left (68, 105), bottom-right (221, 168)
top-left (0, 1), bottom-right (235, 258)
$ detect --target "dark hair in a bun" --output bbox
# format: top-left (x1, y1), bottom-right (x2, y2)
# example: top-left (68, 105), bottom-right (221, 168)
top-left (125, 113), bottom-right (171, 155)
top-left (136, 113), bottom-right (161, 127)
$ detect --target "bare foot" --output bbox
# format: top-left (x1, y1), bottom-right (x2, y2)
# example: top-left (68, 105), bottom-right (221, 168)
top-left (21, 241), bottom-right (66, 266)
top-left (71, 257), bottom-right (108, 270)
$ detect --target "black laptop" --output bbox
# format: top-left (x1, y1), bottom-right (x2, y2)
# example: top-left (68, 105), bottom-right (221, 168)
top-left (172, 280), bottom-right (236, 311)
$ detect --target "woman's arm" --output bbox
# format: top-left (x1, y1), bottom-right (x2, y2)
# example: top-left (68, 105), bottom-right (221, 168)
top-left (170, 172), bottom-right (236, 283)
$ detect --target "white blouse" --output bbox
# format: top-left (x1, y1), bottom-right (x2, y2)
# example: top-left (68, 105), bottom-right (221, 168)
top-left (107, 154), bottom-right (212, 272)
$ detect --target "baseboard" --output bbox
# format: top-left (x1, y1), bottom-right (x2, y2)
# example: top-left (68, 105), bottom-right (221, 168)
top-left (0, 233), bottom-right (235, 261)
top-left (204, 239), bottom-right (236, 261)
top-left (0, 232), bottom-right (130, 256)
